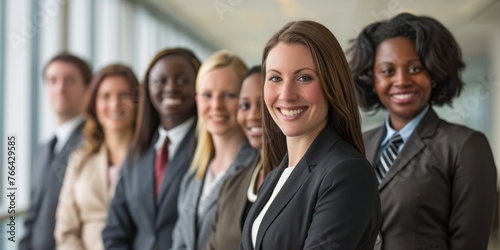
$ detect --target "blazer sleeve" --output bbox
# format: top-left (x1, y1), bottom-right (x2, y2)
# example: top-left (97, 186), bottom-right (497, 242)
top-left (170, 173), bottom-right (190, 250)
top-left (448, 131), bottom-right (497, 249)
top-left (19, 146), bottom-right (43, 250)
top-left (102, 165), bottom-right (135, 250)
top-left (303, 158), bottom-right (380, 250)
top-left (54, 153), bottom-right (85, 250)
top-left (205, 173), bottom-right (232, 250)
top-left (19, 183), bottom-right (36, 250)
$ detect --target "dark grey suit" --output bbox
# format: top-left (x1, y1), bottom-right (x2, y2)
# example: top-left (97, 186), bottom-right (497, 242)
top-left (364, 108), bottom-right (497, 250)
top-left (171, 141), bottom-right (257, 250)
top-left (102, 123), bottom-right (196, 250)
top-left (19, 122), bottom-right (84, 250)
top-left (240, 125), bottom-right (381, 250)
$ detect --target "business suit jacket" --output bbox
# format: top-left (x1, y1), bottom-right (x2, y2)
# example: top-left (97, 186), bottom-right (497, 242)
top-left (102, 123), bottom-right (196, 250)
top-left (364, 108), bottom-right (497, 250)
top-left (206, 156), bottom-right (260, 250)
top-left (55, 145), bottom-right (117, 250)
top-left (240, 125), bottom-right (381, 250)
top-left (171, 141), bottom-right (258, 250)
top-left (19, 122), bottom-right (84, 250)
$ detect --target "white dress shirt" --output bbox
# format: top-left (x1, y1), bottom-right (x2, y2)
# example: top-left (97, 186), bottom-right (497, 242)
top-left (154, 117), bottom-right (195, 161)
top-left (252, 166), bottom-right (295, 247)
top-left (54, 115), bottom-right (85, 154)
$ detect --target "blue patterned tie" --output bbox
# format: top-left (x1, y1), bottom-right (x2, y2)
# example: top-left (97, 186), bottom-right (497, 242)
top-left (376, 133), bottom-right (403, 183)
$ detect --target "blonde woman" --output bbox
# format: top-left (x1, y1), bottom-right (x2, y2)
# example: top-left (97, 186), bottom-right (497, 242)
top-left (171, 51), bottom-right (258, 250)
top-left (55, 64), bottom-right (139, 250)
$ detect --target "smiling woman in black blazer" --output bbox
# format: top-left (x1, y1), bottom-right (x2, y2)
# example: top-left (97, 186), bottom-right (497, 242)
top-left (102, 48), bottom-right (201, 250)
top-left (240, 20), bottom-right (381, 250)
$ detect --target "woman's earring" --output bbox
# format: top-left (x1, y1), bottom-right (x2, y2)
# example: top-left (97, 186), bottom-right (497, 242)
top-left (432, 81), bottom-right (437, 88)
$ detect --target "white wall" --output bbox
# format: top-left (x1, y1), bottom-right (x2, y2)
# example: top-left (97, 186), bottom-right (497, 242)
top-left (0, 1), bottom-right (215, 249)
top-left (2, 1), bottom-right (32, 249)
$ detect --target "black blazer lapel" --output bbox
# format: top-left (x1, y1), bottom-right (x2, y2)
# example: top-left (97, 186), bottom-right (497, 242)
top-left (31, 142), bottom-right (54, 210)
top-left (135, 145), bottom-right (157, 228)
top-left (241, 160), bottom-right (282, 250)
top-left (254, 157), bottom-right (309, 250)
top-left (156, 123), bottom-right (196, 218)
top-left (51, 122), bottom-right (84, 183)
top-left (379, 108), bottom-right (440, 191)
top-left (156, 127), bottom-right (196, 223)
top-left (254, 126), bottom-right (340, 250)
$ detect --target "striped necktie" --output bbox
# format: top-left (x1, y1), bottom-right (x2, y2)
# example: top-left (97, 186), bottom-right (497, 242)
top-left (376, 133), bottom-right (403, 183)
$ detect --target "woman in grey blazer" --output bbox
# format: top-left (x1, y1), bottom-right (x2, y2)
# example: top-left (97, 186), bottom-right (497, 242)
top-left (349, 13), bottom-right (497, 250)
top-left (102, 48), bottom-right (201, 250)
top-left (171, 51), bottom-right (258, 250)
top-left (240, 20), bottom-right (381, 250)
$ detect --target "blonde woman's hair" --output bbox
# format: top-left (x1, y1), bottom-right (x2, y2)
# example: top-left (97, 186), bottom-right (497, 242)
top-left (189, 50), bottom-right (248, 179)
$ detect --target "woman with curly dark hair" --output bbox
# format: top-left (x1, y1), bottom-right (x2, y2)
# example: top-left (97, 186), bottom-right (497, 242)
top-left (349, 13), bottom-right (497, 250)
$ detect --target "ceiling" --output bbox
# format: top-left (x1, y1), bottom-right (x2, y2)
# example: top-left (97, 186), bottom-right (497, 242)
top-left (142, 0), bottom-right (500, 65)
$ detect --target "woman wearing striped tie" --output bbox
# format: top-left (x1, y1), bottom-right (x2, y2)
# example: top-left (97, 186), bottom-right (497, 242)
top-left (349, 13), bottom-right (497, 250)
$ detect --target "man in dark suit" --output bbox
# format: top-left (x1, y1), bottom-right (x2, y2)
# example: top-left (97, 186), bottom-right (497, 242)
top-left (19, 53), bottom-right (92, 250)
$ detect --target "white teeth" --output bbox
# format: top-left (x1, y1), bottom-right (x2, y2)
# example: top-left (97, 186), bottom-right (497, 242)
top-left (212, 116), bottom-right (226, 122)
top-left (392, 93), bottom-right (414, 100)
top-left (249, 127), bottom-right (262, 132)
top-left (164, 98), bottom-right (182, 105)
top-left (108, 112), bottom-right (124, 120)
top-left (280, 108), bottom-right (305, 117)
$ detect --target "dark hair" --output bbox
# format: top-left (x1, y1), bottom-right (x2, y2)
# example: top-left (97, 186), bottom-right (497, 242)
top-left (242, 65), bottom-right (262, 82)
top-left (130, 48), bottom-right (201, 157)
top-left (82, 64), bottom-right (139, 155)
top-left (348, 12), bottom-right (465, 112)
top-left (261, 20), bottom-right (365, 175)
top-left (43, 52), bottom-right (93, 86)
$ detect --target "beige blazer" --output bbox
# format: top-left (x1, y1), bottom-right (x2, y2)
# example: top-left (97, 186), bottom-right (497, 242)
top-left (55, 145), bottom-right (117, 250)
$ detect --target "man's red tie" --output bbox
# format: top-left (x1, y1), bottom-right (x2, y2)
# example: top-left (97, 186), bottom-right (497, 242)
top-left (155, 137), bottom-right (169, 197)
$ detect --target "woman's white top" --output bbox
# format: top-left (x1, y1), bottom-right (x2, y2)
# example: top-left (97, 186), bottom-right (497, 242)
top-left (251, 166), bottom-right (295, 248)
top-left (247, 162), bottom-right (262, 203)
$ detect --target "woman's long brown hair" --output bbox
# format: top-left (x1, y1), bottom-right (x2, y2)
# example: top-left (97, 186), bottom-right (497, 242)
top-left (261, 21), bottom-right (365, 173)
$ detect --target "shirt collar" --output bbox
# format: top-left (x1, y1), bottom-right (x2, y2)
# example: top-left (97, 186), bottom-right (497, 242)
top-left (54, 115), bottom-right (85, 153)
top-left (380, 105), bottom-right (429, 146)
top-left (155, 116), bottom-right (195, 151)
